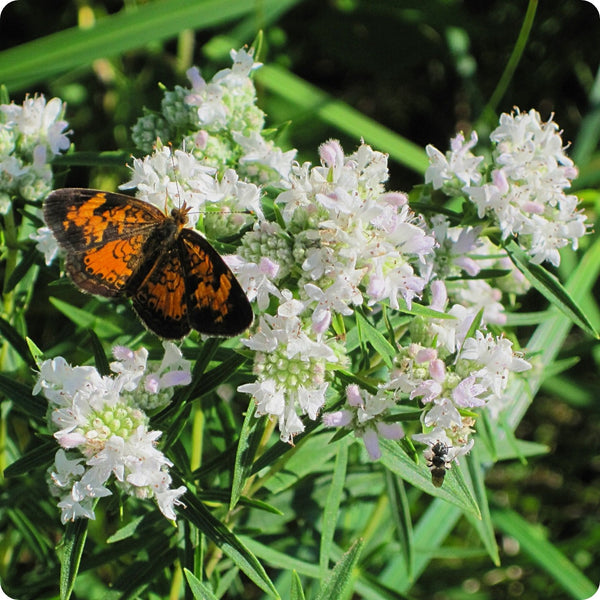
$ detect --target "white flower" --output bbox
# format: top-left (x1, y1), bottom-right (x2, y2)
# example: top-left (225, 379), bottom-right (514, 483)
top-left (230, 255), bottom-right (282, 311)
top-left (464, 109), bottom-right (587, 266)
top-left (30, 226), bottom-right (59, 265)
top-left (37, 345), bottom-right (192, 522)
top-left (425, 131), bottom-right (483, 191)
top-left (323, 384), bottom-right (404, 460)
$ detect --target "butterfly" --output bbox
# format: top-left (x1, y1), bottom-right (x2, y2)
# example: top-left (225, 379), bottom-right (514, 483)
top-left (43, 188), bottom-right (253, 339)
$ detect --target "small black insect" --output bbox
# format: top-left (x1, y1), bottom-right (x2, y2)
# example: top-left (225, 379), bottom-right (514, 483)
top-left (425, 441), bottom-right (451, 488)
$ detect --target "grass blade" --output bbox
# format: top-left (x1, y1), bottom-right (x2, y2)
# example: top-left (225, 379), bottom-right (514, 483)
top-left (319, 438), bottom-right (349, 579)
top-left (492, 508), bottom-right (596, 599)
top-left (314, 538), bottom-right (364, 600)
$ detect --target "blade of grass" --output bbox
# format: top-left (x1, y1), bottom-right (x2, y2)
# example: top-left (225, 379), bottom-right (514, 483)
top-left (319, 438), bottom-right (349, 580)
top-left (492, 508), bottom-right (596, 599)
top-left (384, 471), bottom-right (414, 582)
top-left (184, 569), bottom-right (219, 600)
top-left (315, 538), bottom-right (363, 600)
top-left (181, 493), bottom-right (279, 598)
top-left (505, 240), bottom-right (598, 339)
top-left (59, 518), bottom-right (89, 600)
top-left (0, 0), bottom-right (280, 92)
top-left (255, 64), bottom-right (429, 174)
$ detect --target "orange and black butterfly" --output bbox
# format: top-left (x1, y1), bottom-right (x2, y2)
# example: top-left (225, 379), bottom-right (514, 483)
top-left (43, 189), bottom-right (253, 339)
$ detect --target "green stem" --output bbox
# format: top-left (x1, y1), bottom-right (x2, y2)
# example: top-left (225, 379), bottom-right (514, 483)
top-left (478, 0), bottom-right (538, 125)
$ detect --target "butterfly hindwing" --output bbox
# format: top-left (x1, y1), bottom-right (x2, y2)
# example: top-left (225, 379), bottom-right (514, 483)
top-left (129, 244), bottom-right (191, 339)
top-left (179, 229), bottom-right (254, 336)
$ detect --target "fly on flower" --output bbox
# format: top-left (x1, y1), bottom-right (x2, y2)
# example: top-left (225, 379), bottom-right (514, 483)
top-left (424, 441), bottom-right (452, 488)
top-left (43, 188), bottom-right (254, 339)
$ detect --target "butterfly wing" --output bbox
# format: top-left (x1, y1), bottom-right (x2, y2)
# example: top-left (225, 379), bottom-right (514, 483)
top-left (179, 229), bottom-right (254, 336)
top-left (128, 244), bottom-right (192, 339)
top-left (43, 189), bottom-right (165, 297)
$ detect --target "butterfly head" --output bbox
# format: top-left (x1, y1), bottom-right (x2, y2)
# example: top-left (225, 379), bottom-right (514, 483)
top-left (171, 203), bottom-right (192, 228)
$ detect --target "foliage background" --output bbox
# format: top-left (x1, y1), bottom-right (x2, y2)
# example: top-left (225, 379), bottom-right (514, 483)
top-left (1, 1), bottom-right (600, 599)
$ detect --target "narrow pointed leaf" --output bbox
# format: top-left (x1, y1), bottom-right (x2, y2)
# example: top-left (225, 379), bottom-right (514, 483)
top-left (463, 447), bottom-right (500, 566)
top-left (4, 438), bottom-right (56, 477)
top-left (355, 311), bottom-right (395, 368)
top-left (379, 438), bottom-right (481, 519)
top-left (0, 314), bottom-right (36, 368)
top-left (49, 297), bottom-right (123, 336)
top-left (320, 438), bottom-right (349, 579)
top-left (506, 240), bottom-right (598, 339)
top-left (315, 538), bottom-right (364, 600)
top-left (385, 471), bottom-right (414, 581)
top-left (4, 246), bottom-right (38, 292)
top-left (230, 400), bottom-right (265, 510)
top-left (184, 569), bottom-right (219, 600)
top-left (492, 508), bottom-right (596, 599)
top-left (180, 493), bottom-right (279, 598)
top-left (59, 518), bottom-right (89, 600)
top-left (0, 373), bottom-right (46, 419)
top-left (290, 571), bottom-right (306, 600)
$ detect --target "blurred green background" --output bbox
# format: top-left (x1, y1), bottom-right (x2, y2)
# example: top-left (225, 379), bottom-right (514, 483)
top-left (1, 1), bottom-right (600, 598)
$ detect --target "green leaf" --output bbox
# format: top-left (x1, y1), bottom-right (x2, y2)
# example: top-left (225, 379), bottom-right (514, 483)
top-left (26, 336), bottom-right (45, 368)
top-left (113, 539), bottom-right (178, 599)
top-left (505, 240), bottom-right (598, 339)
top-left (0, 0), bottom-right (272, 92)
top-left (395, 299), bottom-right (456, 320)
top-left (314, 538), bottom-right (364, 600)
top-left (355, 311), bottom-right (396, 368)
top-left (7, 507), bottom-right (52, 563)
top-left (184, 569), bottom-right (219, 600)
top-left (260, 430), bottom-right (340, 495)
top-left (4, 245), bottom-right (39, 292)
top-left (181, 493), bottom-right (279, 598)
top-left (0, 314), bottom-right (37, 369)
top-left (320, 438), bottom-right (349, 580)
top-left (379, 439), bottom-right (481, 520)
top-left (230, 400), bottom-right (265, 510)
top-left (256, 65), bottom-right (429, 174)
top-left (106, 516), bottom-right (145, 544)
top-left (4, 438), bottom-right (56, 477)
top-left (492, 508), bottom-right (597, 599)
top-left (462, 446), bottom-right (500, 566)
top-left (290, 571), bottom-right (306, 600)
top-left (385, 471), bottom-right (414, 582)
top-left (88, 330), bottom-right (111, 376)
top-left (49, 297), bottom-right (123, 337)
top-left (0, 373), bottom-right (46, 420)
top-left (53, 150), bottom-right (133, 168)
top-left (59, 518), bottom-right (89, 600)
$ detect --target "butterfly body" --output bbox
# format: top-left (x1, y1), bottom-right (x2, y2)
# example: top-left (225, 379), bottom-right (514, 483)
top-left (43, 188), bottom-right (253, 339)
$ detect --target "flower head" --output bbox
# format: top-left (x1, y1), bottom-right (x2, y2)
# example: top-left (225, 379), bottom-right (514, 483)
top-left (36, 343), bottom-right (190, 523)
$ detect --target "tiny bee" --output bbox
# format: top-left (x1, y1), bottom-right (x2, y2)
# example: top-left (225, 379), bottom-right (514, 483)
top-left (425, 441), bottom-right (451, 488)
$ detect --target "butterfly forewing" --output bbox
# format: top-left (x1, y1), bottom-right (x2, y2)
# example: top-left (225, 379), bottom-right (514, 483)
top-left (44, 189), bottom-right (165, 296)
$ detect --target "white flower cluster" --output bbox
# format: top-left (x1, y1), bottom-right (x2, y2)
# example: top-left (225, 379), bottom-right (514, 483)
top-left (0, 95), bottom-right (70, 212)
top-left (120, 143), bottom-right (264, 239)
top-left (426, 109), bottom-right (587, 266)
top-left (235, 140), bottom-right (437, 442)
top-left (323, 384), bottom-right (404, 460)
top-left (425, 215), bottom-right (529, 325)
top-left (131, 48), bottom-right (296, 187)
top-left (238, 291), bottom-right (339, 442)
top-left (393, 279), bottom-right (529, 459)
top-left (278, 139), bottom-right (435, 317)
top-left (34, 343), bottom-right (191, 523)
